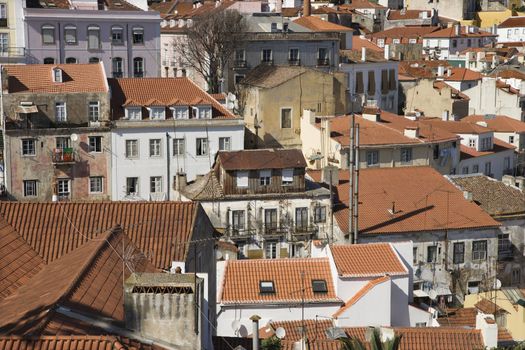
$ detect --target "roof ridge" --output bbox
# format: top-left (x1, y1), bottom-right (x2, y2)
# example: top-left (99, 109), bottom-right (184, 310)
top-left (333, 275), bottom-right (390, 318)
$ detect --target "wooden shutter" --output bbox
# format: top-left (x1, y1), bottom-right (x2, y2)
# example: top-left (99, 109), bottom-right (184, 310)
top-left (356, 71), bottom-right (364, 93)
top-left (381, 70), bottom-right (388, 94)
top-left (367, 71), bottom-right (376, 95)
top-left (389, 69), bottom-right (397, 90)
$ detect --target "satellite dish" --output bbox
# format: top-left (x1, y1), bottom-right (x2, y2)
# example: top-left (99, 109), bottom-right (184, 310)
top-left (70, 133), bottom-right (78, 142)
top-left (275, 327), bottom-right (286, 339)
top-left (215, 250), bottom-right (223, 260)
top-left (231, 320), bottom-right (241, 333)
top-left (494, 279), bottom-right (502, 290)
top-left (428, 289), bottom-right (438, 301)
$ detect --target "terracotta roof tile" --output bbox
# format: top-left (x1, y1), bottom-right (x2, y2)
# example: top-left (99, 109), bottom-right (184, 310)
top-left (449, 174), bottom-right (525, 217)
top-left (108, 78), bottom-right (235, 119)
top-left (217, 148), bottom-right (307, 171)
top-left (423, 26), bottom-right (496, 38)
top-left (330, 243), bottom-right (407, 277)
top-left (0, 219), bottom-right (44, 300)
top-left (475, 298), bottom-right (508, 314)
top-left (338, 0), bottom-right (386, 10)
top-left (308, 167), bottom-right (500, 235)
top-left (498, 16), bottom-right (525, 28)
top-left (368, 26), bottom-right (440, 44)
top-left (490, 69), bottom-right (525, 80)
top-left (293, 16), bottom-right (353, 32)
top-left (444, 68), bottom-right (483, 81)
top-left (352, 36), bottom-right (383, 53)
top-left (387, 10), bottom-right (432, 20)
top-left (460, 138), bottom-right (515, 160)
top-left (0, 336), bottom-right (164, 350)
top-left (333, 275), bottom-right (390, 318)
top-left (269, 320), bottom-right (333, 341)
top-left (219, 258), bottom-right (341, 304)
top-left (4, 63), bottom-right (107, 94)
top-left (419, 118), bottom-right (490, 134)
top-left (0, 227), bottom-right (157, 335)
top-left (462, 114), bottom-right (525, 133)
top-left (0, 202), bottom-right (201, 269)
top-left (437, 307), bottom-right (477, 327)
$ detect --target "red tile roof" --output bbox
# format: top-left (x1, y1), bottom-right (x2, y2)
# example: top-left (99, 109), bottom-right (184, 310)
top-left (108, 78), bottom-right (235, 119)
top-left (338, 0), bottom-right (386, 10)
top-left (4, 63), bottom-right (108, 94)
top-left (462, 114), bottom-right (525, 133)
top-left (219, 258), bottom-right (341, 304)
top-left (438, 307), bottom-right (477, 327)
top-left (268, 320), bottom-right (333, 341)
top-left (475, 298), bottom-right (507, 314)
top-left (498, 16), bottom-right (525, 28)
top-left (293, 16), bottom-right (353, 32)
top-left (333, 275), bottom-right (390, 318)
top-left (460, 139), bottom-right (515, 159)
top-left (490, 69), bottom-right (525, 80)
top-left (0, 227), bottom-right (157, 335)
top-left (387, 10), bottom-right (432, 20)
top-left (308, 167), bottom-right (500, 235)
top-left (0, 219), bottom-right (44, 300)
top-left (423, 26), bottom-right (496, 38)
top-left (217, 148), bottom-right (307, 171)
top-left (0, 336), bottom-right (165, 350)
top-left (419, 118), bottom-right (490, 134)
top-left (444, 68), bottom-right (483, 81)
top-left (0, 202), bottom-right (202, 269)
top-left (330, 243), bottom-right (407, 277)
top-left (368, 26), bottom-right (440, 44)
top-left (352, 36), bottom-right (383, 53)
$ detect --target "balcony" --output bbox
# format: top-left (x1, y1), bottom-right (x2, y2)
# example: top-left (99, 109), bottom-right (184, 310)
top-left (112, 72), bottom-right (123, 78)
top-left (292, 224), bottom-right (317, 239)
top-left (317, 58), bottom-right (330, 66)
top-left (234, 60), bottom-right (247, 68)
top-left (260, 59), bottom-right (273, 66)
top-left (51, 148), bottom-right (76, 164)
top-left (288, 59), bottom-right (301, 66)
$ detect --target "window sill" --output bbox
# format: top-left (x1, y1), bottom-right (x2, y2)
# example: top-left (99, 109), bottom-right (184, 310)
top-left (21, 154), bottom-right (36, 157)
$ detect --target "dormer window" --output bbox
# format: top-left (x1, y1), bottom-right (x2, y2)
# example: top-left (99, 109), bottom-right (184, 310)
top-left (259, 281), bottom-right (275, 294)
top-left (259, 169), bottom-right (271, 186)
top-left (149, 107), bottom-right (165, 120)
top-left (171, 106), bottom-right (189, 119)
top-left (312, 279), bottom-right (328, 293)
top-left (125, 107), bottom-right (142, 120)
top-left (53, 68), bottom-right (62, 83)
top-left (196, 105), bottom-right (212, 119)
top-left (480, 136), bottom-right (493, 151)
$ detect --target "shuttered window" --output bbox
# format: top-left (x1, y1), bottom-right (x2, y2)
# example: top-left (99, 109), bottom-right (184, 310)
top-left (355, 72), bottom-right (364, 93)
top-left (367, 71), bottom-right (375, 95)
top-left (381, 69), bottom-right (388, 94)
top-left (389, 69), bottom-right (396, 90)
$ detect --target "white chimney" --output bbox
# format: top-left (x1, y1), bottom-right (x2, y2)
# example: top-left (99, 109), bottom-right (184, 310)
top-left (476, 121), bottom-right (488, 127)
top-left (384, 44), bottom-right (390, 60)
top-left (362, 106), bottom-right (381, 122)
top-left (476, 313), bottom-right (498, 349)
top-left (404, 126), bottom-right (419, 138)
top-left (361, 47), bottom-right (367, 62)
top-left (442, 110), bottom-right (449, 121)
top-left (447, 68), bottom-right (452, 77)
top-left (454, 24), bottom-right (461, 36)
top-left (437, 65), bottom-right (445, 76)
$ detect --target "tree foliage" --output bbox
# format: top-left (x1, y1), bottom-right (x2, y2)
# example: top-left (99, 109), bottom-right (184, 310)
top-left (261, 335), bottom-right (281, 350)
top-left (176, 8), bottom-right (247, 93)
top-left (340, 328), bottom-right (402, 350)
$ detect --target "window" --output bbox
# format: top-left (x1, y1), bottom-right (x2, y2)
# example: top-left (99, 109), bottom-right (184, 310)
top-left (173, 138), bottom-right (185, 156)
top-left (126, 177), bottom-right (139, 195)
top-left (453, 242), bottom-right (465, 264)
top-left (219, 137), bottom-right (231, 151)
top-left (509, 135), bottom-right (514, 143)
top-left (88, 136), bottom-right (102, 153)
top-left (150, 176), bottom-right (162, 193)
top-left (433, 145), bottom-right (439, 160)
top-left (89, 57), bottom-right (100, 63)
top-left (150, 107), bottom-right (165, 120)
top-left (467, 39), bottom-right (471, 46)
top-left (262, 49), bottom-right (272, 63)
top-left (377, 38), bottom-right (385, 47)
top-left (281, 108), bottom-right (292, 129)
top-left (468, 138), bottom-right (476, 148)
top-left (0, 33), bottom-right (7, 54)
top-left (87, 25), bottom-right (100, 50)
top-left (65, 57), bottom-right (77, 64)
top-left (473, 164), bottom-right (479, 173)
top-left (289, 48), bottom-right (299, 63)
top-left (393, 38), bottom-right (400, 44)
top-left (132, 27), bottom-right (144, 44)
top-left (367, 70), bottom-right (376, 95)
top-left (452, 39), bottom-right (457, 48)
top-left (57, 179), bottom-right (70, 198)
top-left (413, 247), bottom-right (418, 264)
top-left (400, 148), bottom-right (412, 164)
top-left (314, 206), bottom-right (326, 223)
top-left (282, 168), bottom-right (293, 185)
top-left (111, 26), bottom-right (124, 45)
top-left (22, 139), bottom-right (36, 156)
top-left (504, 157), bottom-right (511, 170)
top-left (133, 57), bottom-right (144, 77)
top-left (44, 57), bottom-right (55, 64)
top-left (236, 170), bottom-right (248, 187)
top-left (125, 139), bottom-right (139, 158)
top-left (197, 106), bottom-right (212, 119)
top-left (234, 74), bottom-right (245, 85)
top-left (265, 241), bottom-right (277, 259)
top-left (23, 180), bottom-right (37, 197)
top-left (409, 38), bottom-right (417, 44)
top-left (55, 102), bottom-right (66, 122)
top-left (0, 3), bottom-right (6, 21)
top-left (88, 101), bottom-right (100, 122)
top-left (235, 49), bottom-right (245, 64)
top-left (232, 210), bottom-right (245, 231)
top-left (472, 240), bottom-right (487, 261)
top-left (462, 166), bottom-right (469, 174)
top-left (295, 207), bottom-right (308, 229)
top-left (89, 176), bottom-right (103, 193)
top-left (196, 138), bottom-right (208, 156)
top-left (53, 68), bottom-right (62, 82)
top-left (149, 139), bottom-right (161, 157)
top-left (498, 233), bottom-right (512, 258)
top-left (312, 280), bottom-right (328, 293)
top-left (259, 281), bottom-right (275, 294)
top-left (484, 162), bottom-right (492, 176)
top-left (468, 280), bottom-right (481, 294)
top-left (112, 57), bottom-right (123, 78)
top-left (64, 25), bottom-right (77, 45)
top-left (366, 150), bottom-right (379, 167)
top-left (427, 245), bottom-right (438, 263)
top-left (318, 47), bottom-right (329, 65)
top-left (56, 137), bottom-right (71, 149)
top-left (512, 268), bottom-right (521, 285)
top-left (172, 106), bottom-right (188, 119)
top-left (259, 169), bottom-right (271, 186)
top-left (126, 107), bottom-right (142, 120)
top-left (265, 208), bottom-right (278, 231)
top-left (415, 322), bottom-right (426, 327)
top-left (42, 25), bottom-right (55, 44)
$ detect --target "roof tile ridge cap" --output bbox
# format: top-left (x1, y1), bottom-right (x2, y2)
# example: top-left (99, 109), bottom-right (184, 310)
top-left (59, 227), bottom-right (118, 302)
top-left (218, 259), bottom-right (230, 303)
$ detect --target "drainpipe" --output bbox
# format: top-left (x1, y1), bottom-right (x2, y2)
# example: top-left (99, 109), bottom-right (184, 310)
top-left (250, 315), bottom-right (261, 350)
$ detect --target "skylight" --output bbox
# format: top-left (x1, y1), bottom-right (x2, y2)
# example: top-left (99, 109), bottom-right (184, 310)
top-left (312, 279), bottom-right (328, 293)
top-left (259, 281), bottom-right (275, 294)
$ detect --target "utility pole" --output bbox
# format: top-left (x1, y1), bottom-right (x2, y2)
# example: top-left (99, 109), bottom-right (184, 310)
top-left (349, 115), bottom-right (355, 243)
top-left (353, 123), bottom-right (360, 243)
top-left (166, 132), bottom-right (170, 201)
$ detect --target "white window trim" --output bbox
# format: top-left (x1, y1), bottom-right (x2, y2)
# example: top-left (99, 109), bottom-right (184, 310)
top-left (236, 170), bottom-right (249, 188)
top-left (125, 107), bottom-right (142, 120)
top-left (149, 138), bottom-right (162, 157)
top-left (89, 176), bottom-right (103, 194)
top-left (125, 139), bottom-right (139, 159)
top-left (149, 106), bottom-right (166, 120)
top-left (280, 107), bottom-right (292, 129)
top-left (170, 106), bottom-right (189, 119)
top-left (21, 139), bottom-right (36, 156)
top-left (55, 101), bottom-right (66, 122)
top-left (282, 168), bottom-right (293, 185)
top-left (88, 136), bottom-right (102, 153)
top-left (23, 180), bottom-right (38, 197)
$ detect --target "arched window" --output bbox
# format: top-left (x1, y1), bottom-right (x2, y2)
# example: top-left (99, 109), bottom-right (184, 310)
top-left (87, 25), bottom-right (100, 50)
top-left (133, 57), bottom-right (144, 77)
top-left (65, 57), bottom-right (77, 64)
top-left (89, 57), bottom-right (100, 63)
top-left (41, 24), bottom-right (55, 44)
top-left (43, 57), bottom-right (55, 64)
top-left (64, 25), bottom-right (77, 45)
top-left (112, 57), bottom-right (123, 78)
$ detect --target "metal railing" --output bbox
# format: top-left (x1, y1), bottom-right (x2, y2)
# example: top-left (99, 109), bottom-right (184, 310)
top-left (234, 60), bottom-right (247, 68)
top-left (288, 59), bottom-right (301, 66)
top-left (317, 58), bottom-right (330, 66)
top-left (51, 148), bottom-right (76, 164)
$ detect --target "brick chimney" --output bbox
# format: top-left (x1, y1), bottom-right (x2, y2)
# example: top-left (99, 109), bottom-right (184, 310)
top-left (303, 0), bottom-right (311, 17)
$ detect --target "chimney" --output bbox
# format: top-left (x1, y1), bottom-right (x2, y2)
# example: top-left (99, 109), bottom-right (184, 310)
top-left (362, 106), bottom-right (381, 122)
top-left (384, 44), bottom-right (390, 60)
top-left (250, 315), bottom-right (261, 350)
top-left (175, 172), bottom-right (187, 192)
top-left (361, 47), bottom-right (366, 62)
top-left (454, 24), bottom-right (461, 36)
top-left (303, 0), bottom-right (311, 17)
top-left (476, 313), bottom-right (498, 349)
top-left (502, 174), bottom-right (516, 187)
top-left (476, 121), bottom-right (488, 127)
top-left (442, 110), bottom-right (449, 121)
top-left (404, 126), bottom-right (419, 138)
top-left (322, 166), bottom-right (339, 186)
top-left (447, 68), bottom-right (452, 77)
top-left (437, 65), bottom-right (445, 76)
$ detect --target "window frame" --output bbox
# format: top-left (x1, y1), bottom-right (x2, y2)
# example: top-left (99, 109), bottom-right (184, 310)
top-left (400, 147), bottom-right (412, 164)
top-left (149, 138), bottom-right (162, 157)
top-left (126, 177), bottom-right (139, 195)
top-left (236, 170), bottom-right (249, 188)
top-left (21, 138), bottom-right (36, 156)
top-left (314, 205), bottom-right (326, 223)
top-left (55, 102), bottom-right (67, 122)
top-left (219, 137), bottom-right (231, 151)
top-left (64, 25), bottom-right (77, 45)
top-left (195, 137), bottom-right (208, 156)
top-left (259, 169), bottom-right (271, 186)
top-left (472, 240), bottom-right (488, 261)
top-left (150, 176), bottom-right (162, 193)
top-left (112, 57), bottom-right (124, 78)
top-left (427, 245), bottom-right (438, 263)
top-left (111, 26), bottom-right (124, 45)
top-left (88, 136), bottom-right (102, 153)
top-left (282, 168), bottom-right (294, 185)
top-left (453, 242), bottom-right (465, 264)
top-left (132, 26), bottom-right (144, 45)
top-left (57, 178), bottom-right (71, 198)
top-left (88, 101), bottom-right (100, 122)
top-left (133, 57), bottom-right (144, 77)
top-left (23, 180), bottom-right (37, 197)
top-left (87, 25), bottom-right (101, 50)
top-left (366, 150), bottom-right (379, 167)
top-left (89, 176), bottom-right (103, 193)
top-left (41, 24), bottom-right (55, 45)
top-left (125, 139), bottom-right (139, 159)
top-left (126, 107), bottom-right (142, 120)
top-left (149, 107), bottom-right (165, 120)
top-left (231, 210), bottom-right (245, 231)
top-left (280, 107), bottom-right (292, 129)
top-left (173, 138), bottom-right (185, 156)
